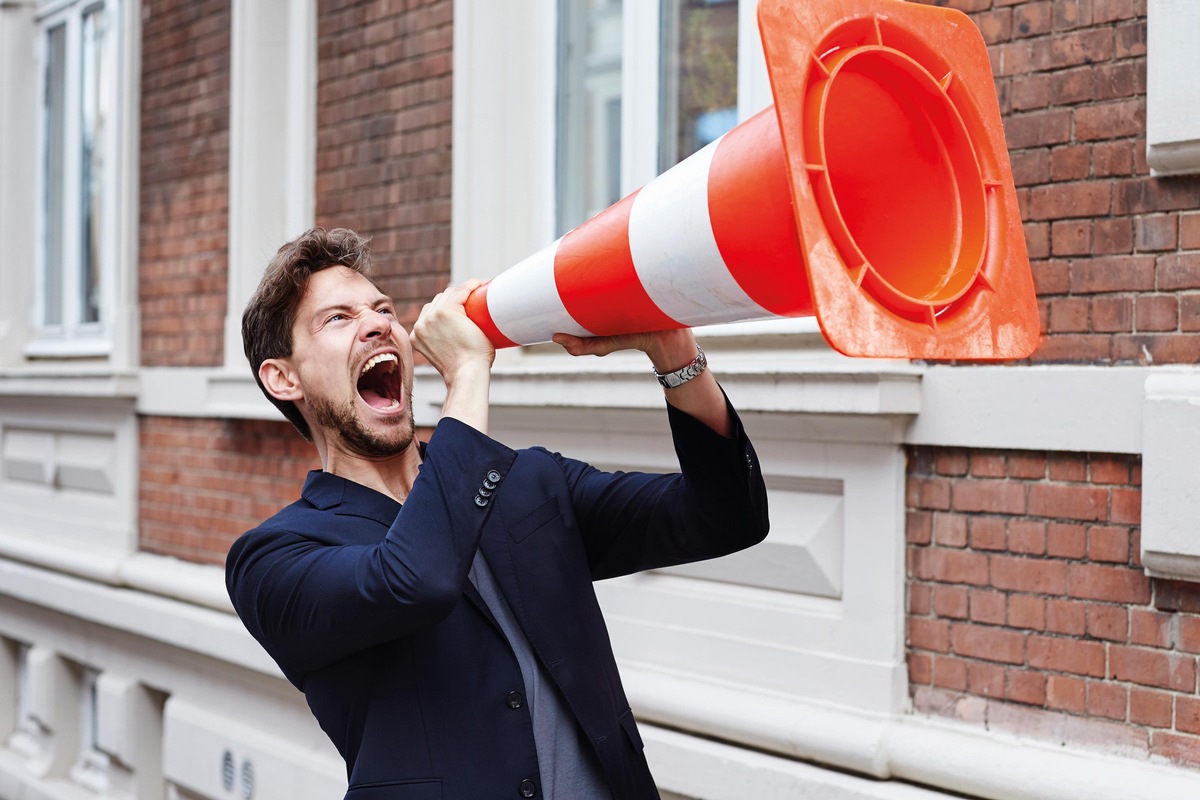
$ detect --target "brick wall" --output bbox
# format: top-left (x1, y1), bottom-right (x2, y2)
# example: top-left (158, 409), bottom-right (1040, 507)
top-left (907, 446), bottom-right (1200, 767)
top-left (140, 418), bottom-right (318, 564)
top-left (315, 0), bottom-right (454, 329)
top-left (139, 0), bottom-right (231, 367)
top-left (909, 0), bottom-right (1200, 365)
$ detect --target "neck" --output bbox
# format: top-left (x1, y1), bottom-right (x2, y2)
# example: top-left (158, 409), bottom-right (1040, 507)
top-left (317, 439), bottom-right (422, 503)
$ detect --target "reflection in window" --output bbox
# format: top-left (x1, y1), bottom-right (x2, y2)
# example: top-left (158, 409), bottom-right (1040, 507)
top-left (556, 0), bottom-right (624, 234)
top-left (43, 23), bottom-right (68, 328)
top-left (660, 0), bottom-right (739, 170)
top-left (80, 7), bottom-right (108, 325)
top-left (38, 0), bottom-right (112, 341)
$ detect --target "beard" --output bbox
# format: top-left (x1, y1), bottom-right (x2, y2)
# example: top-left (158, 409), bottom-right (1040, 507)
top-left (308, 388), bottom-right (416, 459)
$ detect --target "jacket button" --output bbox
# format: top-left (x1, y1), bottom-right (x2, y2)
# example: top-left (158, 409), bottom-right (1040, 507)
top-left (474, 495), bottom-right (489, 508)
top-left (487, 469), bottom-right (502, 484)
top-left (506, 690), bottom-right (524, 709)
top-left (519, 779), bottom-right (537, 797)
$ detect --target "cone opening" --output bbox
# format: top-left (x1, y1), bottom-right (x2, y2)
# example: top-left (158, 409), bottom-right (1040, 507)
top-left (815, 47), bottom-right (986, 314)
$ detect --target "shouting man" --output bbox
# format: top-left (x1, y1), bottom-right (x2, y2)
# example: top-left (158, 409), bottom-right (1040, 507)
top-left (226, 227), bottom-right (770, 800)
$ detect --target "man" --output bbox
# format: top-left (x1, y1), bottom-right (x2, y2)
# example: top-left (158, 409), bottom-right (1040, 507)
top-left (226, 227), bottom-right (769, 799)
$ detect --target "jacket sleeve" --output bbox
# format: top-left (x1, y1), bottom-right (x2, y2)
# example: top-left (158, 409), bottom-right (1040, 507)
top-left (552, 389), bottom-right (770, 580)
top-left (225, 417), bottom-right (516, 680)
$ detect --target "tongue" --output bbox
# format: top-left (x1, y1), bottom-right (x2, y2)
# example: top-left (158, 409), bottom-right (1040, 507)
top-left (360, 389), bottom-right (393, 409)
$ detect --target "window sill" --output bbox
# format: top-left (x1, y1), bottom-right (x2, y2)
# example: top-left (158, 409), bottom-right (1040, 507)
top-left (23, 336), bottom-right (113, 360)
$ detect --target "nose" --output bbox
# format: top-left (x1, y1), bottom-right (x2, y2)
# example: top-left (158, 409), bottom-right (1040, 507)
top-left (360, 309), bottom-right (391, 340)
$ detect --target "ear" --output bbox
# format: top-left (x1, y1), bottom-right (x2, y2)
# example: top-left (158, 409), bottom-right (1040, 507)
top-left (259, 358), bottom-right (303, 403)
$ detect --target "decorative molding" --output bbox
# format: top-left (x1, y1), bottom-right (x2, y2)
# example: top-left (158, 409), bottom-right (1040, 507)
top-left (1147, 0), bottom-right (1200, 176)
top-left (630, 671), bottom-right (1200, 800)
top-left (1140, 372), bottom-right (1200, 581)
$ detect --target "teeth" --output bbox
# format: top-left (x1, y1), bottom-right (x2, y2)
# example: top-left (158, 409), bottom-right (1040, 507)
top-left (362, 353), bottom-right (398, 375)
top-left (386, 398), bottom-right (399, 410)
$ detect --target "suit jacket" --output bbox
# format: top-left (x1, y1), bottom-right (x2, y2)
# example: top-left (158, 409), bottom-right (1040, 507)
top-left (225, 399), bottom-right (769, 800)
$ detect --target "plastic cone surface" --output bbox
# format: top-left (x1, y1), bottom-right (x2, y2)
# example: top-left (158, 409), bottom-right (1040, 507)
top-left (465, 0), bottom-right (1040, 361)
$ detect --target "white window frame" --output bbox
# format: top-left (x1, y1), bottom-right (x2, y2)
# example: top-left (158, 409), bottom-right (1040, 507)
top-left (32, 0), bottom-right (119, 356)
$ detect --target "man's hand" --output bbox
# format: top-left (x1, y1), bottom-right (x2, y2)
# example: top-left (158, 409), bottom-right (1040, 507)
top-left (553, 328), bottom-right (733, 437)
top-left (412, 280), bottom-right (495, 433)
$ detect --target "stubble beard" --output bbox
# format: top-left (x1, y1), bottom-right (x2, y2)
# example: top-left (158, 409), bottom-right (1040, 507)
top-left (308, 389), bottom-right (416, 459)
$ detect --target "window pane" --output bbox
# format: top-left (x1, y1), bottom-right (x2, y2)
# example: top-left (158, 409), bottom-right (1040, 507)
top-left (659, 0), bottom-right (738, 170)
top-left (80, 6), bottom-right (107, 325)
top-left (43, 22), bottom-right (67, 327)
top-left (556, 0), bottom-right (623, 234)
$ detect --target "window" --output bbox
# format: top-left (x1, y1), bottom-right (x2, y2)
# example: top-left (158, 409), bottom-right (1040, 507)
top-left (35, 0), bottom-right (120, 354)
top-left (555, 0), bottom-right (744, 234)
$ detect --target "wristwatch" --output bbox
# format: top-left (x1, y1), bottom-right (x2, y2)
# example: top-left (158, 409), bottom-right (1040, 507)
top-left (653, 345), bottom-right (707, 389)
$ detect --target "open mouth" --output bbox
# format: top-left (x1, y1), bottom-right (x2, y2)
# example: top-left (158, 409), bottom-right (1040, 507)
top-left (356, 352), bottom-right (404, 411)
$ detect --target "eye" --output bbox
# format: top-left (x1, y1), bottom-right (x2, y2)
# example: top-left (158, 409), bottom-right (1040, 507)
top-left (377, 307), bottom-right (394, 316)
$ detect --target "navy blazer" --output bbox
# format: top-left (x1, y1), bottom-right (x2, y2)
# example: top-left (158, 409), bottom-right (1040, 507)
top-left (226, 399), bottom-right (769, 800)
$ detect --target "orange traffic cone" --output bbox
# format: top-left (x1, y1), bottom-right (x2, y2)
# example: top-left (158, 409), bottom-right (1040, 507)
top-left (465, 0), bottom-right (1040, 361)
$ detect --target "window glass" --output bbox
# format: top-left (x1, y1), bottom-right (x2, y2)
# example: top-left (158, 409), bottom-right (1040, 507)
top-left (556, 0), bottom-right (623, 234)
top-left (43, 22), bottom-right (68, 328)
top-left (659, 0), bottom-right (739, 170)
top-left (80, 6), bottom-right (108, 325)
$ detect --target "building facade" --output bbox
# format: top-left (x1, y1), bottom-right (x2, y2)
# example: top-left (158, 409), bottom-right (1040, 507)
top-left (1, 0), bottom-right (1199, 798)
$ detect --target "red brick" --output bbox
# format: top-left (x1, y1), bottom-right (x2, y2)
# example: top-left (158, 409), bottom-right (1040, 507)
top-left (1048, 296), bottom-right (1089, 331)
top-left (1156, 581), bottom-right (1200, 614)
top-left (1130, 688), bottom-right (1174, 727)
top-left (934, 586), bottom-right (970, 620)
top-left (908, 476), bottom-right (952, 511)
top-left (909, 617), bottom-right (951, 653)
top-left (1180, 615), bottom-right (1200, 655)
top-left (1181, 212), bottom-right (1200, 250)
top-left (1050, 145), bottom-right (1091, 182)
top-left (909, 583), bottom-right (933, 615)
top-left (953, 479), bottom-right (1027, 515)
top-left (1091, 296), bottom-right (1134, 333)
top-left (1088, 455), bottom-right (1132, 485)
top-left (1092, 217), bottom-right (1134, 254)
top-left (1029, 181), bottom-right (1112, 220)
top-left (1178, 697), bottom-right (1200, 736)
top-left (968, 661), bottom-right (1006, 698)
top-left (1086, 681), bottom-right (1128, 721)
top-left (932, 656), bottom-right (969, 692)
top-left (1031, 259), bottom-right (1069, 294)
top-left (1135, 295), bottom-right (1179, 332)
top-left (1182, 294), bottom-right (1200, 332)
top-left (1004, 109), bottom-right (1072, 150)
top-left (1011, 73), bottom-right (1050, 111)
top-left (935, 449), bottom-right (970, 476)
top-left (1069, 255), bottom-right (1156, 293)
top-left (1113, 19), bottom-right (1146, 59)
top-left (907, 511), bottom-right (933, 545)
top-left (1047, 523), bottom-right (1087, 558)
top-left (991, 555), bottom-right (1068, 595)
top-left (1013, 1), bottom-right (1052, 37)
top-left (1075, 98), bottom-right (1145, 141)
top-left (1009, 520), bottom-right (1048, 555)
top-left (1136, 214), bottom-right (1180, 252)
top-left (1092, 141), bottom-right (1134, 177)
top-left (965, 519), bottom-right (1003, 554)
top-left (1007, 453), bottom-right (1046, 480)
top-left (1047, 453), bottom-right (1087, 481)
top-left (1087, 526), bottom-right (1132, 563)
top-left (915, 548), bottom-right (990, 586)
top-left (1109, 646), bottom-right (1197, 691)
top-left (952, 623), bottom-right (1026, 665)
top-left (1036, 29), bottom-right (1115, 71)
top-left (1028, 483), bottom-right (1109, 522)
top-left (1130, 609), bottom-right (1173, 649)
top-left (1110, 488), bottom-right (1141, 523)
top-left (933, 513), bottom-right (969, 548)
top-left (1008, 594), bottom-right (1046, 631)
top-left (1024, 222), bottom-right (1051, 259)
top-left (909, 652), bottom-right (933, 685)
top-left (1028, 635), bottom-right (1106, 677)
top-left (1093, 0), bottom-right (1138, 24)
top-left (1086, 604), bottom-right (1128, 642)
top-left (970, 589), bottom-right (1008, 626)
top-left (1007, 669), bottom-right (1047, 705)
top-left (1158, 252), bottom-right (1200, 291)
top-left (1046, 674), bottom-right (1087, 713)
top-left (969, 453), bottom-right (1007, 478)
top-left (1069, 563), bottom-right (1151, 604)
top-left (1011, 149), bottom-right (1051, 186)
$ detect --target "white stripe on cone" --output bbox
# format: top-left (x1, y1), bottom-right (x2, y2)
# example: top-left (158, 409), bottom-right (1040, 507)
top-left (629, 135), bottom-right (774, 326)
top-left (484, 238), bottom-right (594, 345)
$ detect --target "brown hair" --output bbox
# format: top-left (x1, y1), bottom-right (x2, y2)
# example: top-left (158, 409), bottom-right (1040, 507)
top-left (242, 227), bottom-right (373, 441)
